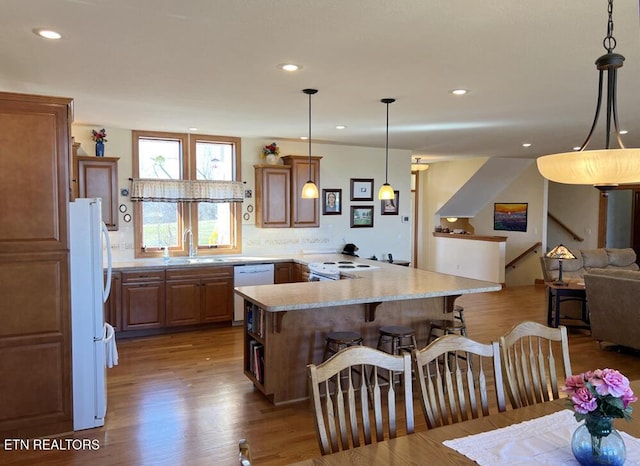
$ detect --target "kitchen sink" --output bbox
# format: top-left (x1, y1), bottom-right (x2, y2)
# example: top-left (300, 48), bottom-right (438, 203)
top-left (168, 257), bottom-right (231, 264)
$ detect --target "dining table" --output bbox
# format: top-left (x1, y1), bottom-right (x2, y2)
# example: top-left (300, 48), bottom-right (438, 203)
top-left (289, 380), bottom-right (640, 465)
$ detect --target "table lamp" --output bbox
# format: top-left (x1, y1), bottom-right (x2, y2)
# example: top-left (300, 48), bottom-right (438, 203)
top-left (546, 244), bottom-right (576, 286)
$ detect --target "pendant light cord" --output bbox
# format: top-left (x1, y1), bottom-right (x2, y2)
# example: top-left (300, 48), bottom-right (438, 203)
top-left (385, 101), bottom-right (389, 184)
top-left (308, 91), bottom-right (312, 181)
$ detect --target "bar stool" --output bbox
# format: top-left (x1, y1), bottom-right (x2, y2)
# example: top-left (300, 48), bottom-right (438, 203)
top-left (376, 326), bottom-right (418, 355)
top-left (427, 305), bottom-right (467, 343)
top-left (322, 331), bottom-right (363, 361)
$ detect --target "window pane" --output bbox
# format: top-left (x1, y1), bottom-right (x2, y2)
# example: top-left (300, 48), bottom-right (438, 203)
top-left (139, 138), bottom-right (182, 179)
top-left (195, 141), bottom-right (233, 180)
top-left (142, 202), bottom-right (180, 248)
top-left (197, 202), bottom-right (231, 246)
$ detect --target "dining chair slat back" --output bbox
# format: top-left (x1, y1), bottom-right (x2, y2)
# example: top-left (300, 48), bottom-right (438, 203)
top-left (499, 321), bottom-right (572, 409)
top-left (307, 345), bottom-right (414, 455)
top-left (413, 334), bottom-right (506, 429)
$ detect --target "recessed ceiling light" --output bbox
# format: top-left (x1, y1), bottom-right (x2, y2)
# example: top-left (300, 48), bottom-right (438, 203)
top-left (335, 125), bottom-right (346, 130)
top-left (278, 63), bottom-right (302, 72)
top-left (619, 130), bottom-right (629, 135)
top-left (450, 89), bottom-right (468, 95)
top-left (34, 29), bottom-right (62, 40)
top-left (522, 143), bottom-right (532, 148)
top-left (189, 127), bottom-right (198, 131)
top-left (300, 136), bottom-right (308, 140)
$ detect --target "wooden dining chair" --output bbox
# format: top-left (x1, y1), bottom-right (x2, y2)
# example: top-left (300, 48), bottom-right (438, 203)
top-left (499, 321), bottom-right (572, 409)
top-left (413, 334), bottom-right (506, 429)
top-left (307, 345), bottom-right (414, 455)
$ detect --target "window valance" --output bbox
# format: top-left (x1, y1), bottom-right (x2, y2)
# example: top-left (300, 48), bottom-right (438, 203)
top-left (130, 179), bottom-right (244, 203)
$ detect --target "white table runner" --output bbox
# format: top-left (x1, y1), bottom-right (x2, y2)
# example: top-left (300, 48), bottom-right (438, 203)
top-left (443, 409), bottom-right (640, 465)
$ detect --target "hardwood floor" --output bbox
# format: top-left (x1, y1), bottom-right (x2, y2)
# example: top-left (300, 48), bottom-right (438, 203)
top-left (3, 285), bottom-right (639, 465)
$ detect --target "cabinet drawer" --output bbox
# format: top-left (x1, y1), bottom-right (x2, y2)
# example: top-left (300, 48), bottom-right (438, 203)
top-left (122, 269), bottom-right (166, 283)
top-left (166, 266), bottom-right (233, 281)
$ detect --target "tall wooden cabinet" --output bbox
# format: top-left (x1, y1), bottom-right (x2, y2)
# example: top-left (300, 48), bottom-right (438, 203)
top-left (0, 92), bottom-right (73, 438)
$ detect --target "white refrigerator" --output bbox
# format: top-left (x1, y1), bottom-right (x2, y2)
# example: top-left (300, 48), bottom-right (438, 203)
top-left (69, 198), bottom-right (115, 430)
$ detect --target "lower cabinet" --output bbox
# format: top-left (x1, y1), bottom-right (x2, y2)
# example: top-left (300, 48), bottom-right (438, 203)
top-left (105, 271), bottom-right (122, 331)
top-left (294, 263), bottom-right (310, 282)
top-left (122, 269), bottom-right (166, 330)
top-left (274, 262), bottom-right (294, 284)
top-left (166, 266), bottom-right (233, 326)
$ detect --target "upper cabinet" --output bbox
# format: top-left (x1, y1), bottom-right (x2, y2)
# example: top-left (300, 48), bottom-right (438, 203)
top-left (254, 164), bottom-right (291, 228)
top-left (282, 155), bottom-right (321, 228)
top-left (76, 155), bottom-right (120, 230)
top-left (254, 156), bottom-right (321, 229)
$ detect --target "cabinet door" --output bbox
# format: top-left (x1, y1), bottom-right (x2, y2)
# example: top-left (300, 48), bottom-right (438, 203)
top-left (201, 277), bottom-right (233, 323)
top-left (255, 165), bottom-right (291, 227)
top-left (283, 155), bottom-right (321, 228)
top-left (104, 271), bottom-right (122, 331)
top-left (77, 156), bottom-right (119, 230)
top-left (166, 279), bottom-right (201, 326)
top-left (275, 262), bottom-right (294, 283)
top-left (122, 283), bottom-right (165, 330)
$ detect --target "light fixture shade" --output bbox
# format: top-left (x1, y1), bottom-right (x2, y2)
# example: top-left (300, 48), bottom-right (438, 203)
top-left (411, 162), bottom-right (430, 172)
top-left (537, 148), bottom-right (640, 187)
top-left (378, 183), bottom-right (394, 200)
top-left (545, 244), bottom-right (576, 260)
top-left (446, 217), bottom-right (458, 223)
top-left (301, 180), bottom-right (319, 199)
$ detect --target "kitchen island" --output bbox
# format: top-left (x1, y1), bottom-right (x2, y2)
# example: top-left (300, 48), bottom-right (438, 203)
top-left (235, 255), bottom-right (501, 405)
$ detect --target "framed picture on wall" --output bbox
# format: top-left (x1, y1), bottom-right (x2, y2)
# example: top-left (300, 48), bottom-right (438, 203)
top-left (494, 202), bottom-right (528, 232)
top-left (322, 189), bottom-right (342, 215)
top-left (381, 191), bottom-right (399, 215)
top-left (350, 206), bottom-right (374, 228)
top-left (350, 178), bottom-right (374, 201)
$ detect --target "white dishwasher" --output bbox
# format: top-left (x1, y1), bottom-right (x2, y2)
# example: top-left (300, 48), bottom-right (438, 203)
top-left (233, 263), bottom-right (275, 322)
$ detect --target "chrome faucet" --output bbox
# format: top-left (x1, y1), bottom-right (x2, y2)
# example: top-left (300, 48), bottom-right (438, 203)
top-left (183, 228), bottom-right (196, 257)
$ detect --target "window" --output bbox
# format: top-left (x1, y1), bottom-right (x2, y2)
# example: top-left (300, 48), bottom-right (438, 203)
top-left (132, 130), bottom-right (242, 258)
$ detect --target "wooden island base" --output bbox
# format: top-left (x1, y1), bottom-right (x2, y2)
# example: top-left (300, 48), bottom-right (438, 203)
top-left (244, 296), bottom-right (449, 405)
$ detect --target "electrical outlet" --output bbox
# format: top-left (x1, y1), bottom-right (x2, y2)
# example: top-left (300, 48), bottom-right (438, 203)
top-left (401, 216), bottom-right (409, 223)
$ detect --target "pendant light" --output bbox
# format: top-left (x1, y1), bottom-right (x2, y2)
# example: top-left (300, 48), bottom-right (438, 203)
top-left (378, 98), bottom-right (396, 200)
top-left (536, 0), bottom-right (640, 192)
top-left (301, 88), bottom-right (319, 199)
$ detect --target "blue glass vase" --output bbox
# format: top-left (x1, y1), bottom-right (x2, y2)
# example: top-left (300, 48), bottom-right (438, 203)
top-left (571, 415), bottom-right (626, 466)
top-left (95, 141), bottom-right (105, 157)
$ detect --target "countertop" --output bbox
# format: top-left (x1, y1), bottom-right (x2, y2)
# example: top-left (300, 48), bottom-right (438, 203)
top-left (234, 254), bottom-right (502, 312)
top-left (110, 253), bottom-right (502, 312)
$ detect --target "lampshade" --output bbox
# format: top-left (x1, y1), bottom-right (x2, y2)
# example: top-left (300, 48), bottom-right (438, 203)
top-left (411, 159), bottom-right (430, 172)
top-left (545, 244), bottom-right (576, 261)
top-left (378, 98), bottom-right (395, 200)
top-left (301, 88), bottom-right (319, 199)
top-left (536, 0), bottom-right (640, 192)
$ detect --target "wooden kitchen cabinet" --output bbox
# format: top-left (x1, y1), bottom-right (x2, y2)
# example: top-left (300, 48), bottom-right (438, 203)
top-left (121, 269), bottom-right (166, 330)
top-left (282, 155), bottom-right (321, 228)
top-left (166, 266), bottom-right (233, 326)
top-left (254, 164), bottom-right (291, 228)
top-left (274, 262), bottom-right (294, 283)
top-left (77, 156), bottom-right (120, 230)
top-left (0, 92), bottom-right (73, 438)
top-left (105, 271), bottom-right (122, 331)
top-left (294, 263), bottom-right (310, 282)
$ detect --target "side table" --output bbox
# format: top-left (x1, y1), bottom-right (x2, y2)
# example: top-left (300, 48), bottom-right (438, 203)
top-left (545, 280), bottom-right (588, 329)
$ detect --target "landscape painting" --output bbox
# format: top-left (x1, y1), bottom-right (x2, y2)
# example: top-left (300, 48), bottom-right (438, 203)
top-left (494, 203), bottom-right (528, 232)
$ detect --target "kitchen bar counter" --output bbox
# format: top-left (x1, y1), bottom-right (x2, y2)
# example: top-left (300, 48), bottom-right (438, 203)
top-left (235, 255), bottom-right (500, 312)
top-left (235, 255), bottom-right (501, 405)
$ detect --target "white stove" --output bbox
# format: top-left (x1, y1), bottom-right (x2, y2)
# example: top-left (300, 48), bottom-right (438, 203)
top-left (308, 260), bottom-right (379, 281)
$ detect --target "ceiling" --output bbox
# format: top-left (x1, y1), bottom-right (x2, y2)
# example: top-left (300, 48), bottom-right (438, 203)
top-left (2, 0), bottom-right (640, 162)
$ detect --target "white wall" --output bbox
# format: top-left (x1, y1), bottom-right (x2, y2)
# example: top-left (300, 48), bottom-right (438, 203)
top-left (72, 124), bottom-right (412, 262)
top-left (547, 182), bottom-right (600, 252)
top-left (419, 158), bottom-right (546, 286)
